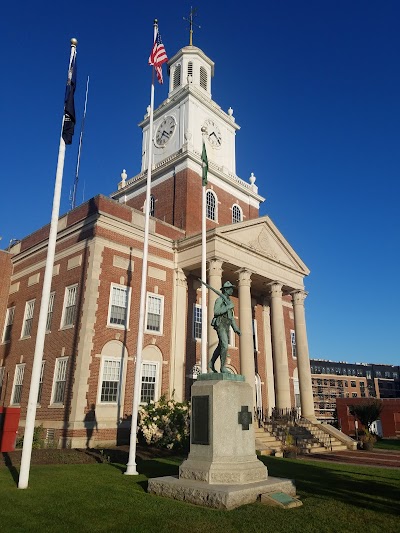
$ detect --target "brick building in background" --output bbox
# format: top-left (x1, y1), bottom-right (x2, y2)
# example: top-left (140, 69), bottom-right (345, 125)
top-left (310, 359), bottom-right (400, 423)
top-left (0, 42), bottom-right (316, 447)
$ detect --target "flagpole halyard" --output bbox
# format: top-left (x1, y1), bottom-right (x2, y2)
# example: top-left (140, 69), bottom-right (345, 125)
top-left (18, 38), bottom-right (78, 490)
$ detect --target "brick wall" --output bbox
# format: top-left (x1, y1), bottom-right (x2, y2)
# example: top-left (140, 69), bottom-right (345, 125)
top-left (126, 168), bottom-right (259, 236)
top-left (336, 397), bottom-right (400, 437)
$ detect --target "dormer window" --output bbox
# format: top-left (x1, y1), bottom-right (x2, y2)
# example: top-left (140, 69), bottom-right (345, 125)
top-left (173, 64), bottom-right (181, 89)
top-left (200, 66), bottom-right (207, 90)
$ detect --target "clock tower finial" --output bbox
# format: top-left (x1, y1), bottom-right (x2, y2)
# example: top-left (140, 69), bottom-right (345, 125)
top-left (183, 7), bottom-right (201, 46)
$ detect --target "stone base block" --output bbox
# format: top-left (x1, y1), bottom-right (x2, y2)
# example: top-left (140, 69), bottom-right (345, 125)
top-left (179, 457), bottom-right (268, 484)
top-left (148, 475), bottom-right (296, 510)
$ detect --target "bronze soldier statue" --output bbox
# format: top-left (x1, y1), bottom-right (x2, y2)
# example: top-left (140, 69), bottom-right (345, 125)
top-left (209, 281), bottom-right (241, 373)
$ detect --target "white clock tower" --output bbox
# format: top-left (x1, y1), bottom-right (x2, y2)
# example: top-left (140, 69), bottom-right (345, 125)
top-left (140, 45), bottom-right (239, 176)
top-left (113, 41), bottom-right (264, 235)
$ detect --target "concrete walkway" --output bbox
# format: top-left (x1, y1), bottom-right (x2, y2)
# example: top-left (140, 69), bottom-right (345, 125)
top-left (299, 448), bottom-right (400, 468)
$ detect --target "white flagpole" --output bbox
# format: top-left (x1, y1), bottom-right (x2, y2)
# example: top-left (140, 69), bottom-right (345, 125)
top-left (18, 38), bottom-right (77, 490)
top-left (125, 21), bottom-right (158, 475)
top-left (201, 134), bottom-right (208, 373)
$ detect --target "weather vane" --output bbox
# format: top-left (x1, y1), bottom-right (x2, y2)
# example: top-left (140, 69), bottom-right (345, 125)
top-left (183, 6), bottom-right (200, 46)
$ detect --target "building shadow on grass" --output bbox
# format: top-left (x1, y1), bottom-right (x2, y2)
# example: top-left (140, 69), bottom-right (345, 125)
top-left (260, 456), bottom-right (400, 517)
top-left (2, 452), bottom-right (19, 485)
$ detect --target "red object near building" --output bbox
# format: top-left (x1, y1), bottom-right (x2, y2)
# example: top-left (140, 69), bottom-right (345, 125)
top-left (0, 407), bottom-right (21, 452)
top-left (336, 397), bottom-right (400, 438)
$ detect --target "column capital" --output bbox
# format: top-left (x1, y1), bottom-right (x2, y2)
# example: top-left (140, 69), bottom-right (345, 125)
top-left (268, 280), bottom-right (283, 297)
top-left (208, 258), bottom-right (223, 277)
top-left (237, 268), bottom-right (252, 287)
top-left (176, 268), bottom-right (188, 288)
top-left (262, 299), bottom-right (271, 316)
top-left (291, 290), bottom-right (308, 305)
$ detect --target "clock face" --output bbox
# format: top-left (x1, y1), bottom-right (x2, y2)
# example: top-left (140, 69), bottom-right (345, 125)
top-left (155, 116), bottom-right (176, 147)
top-left (203, 118), bottom-right (222, 148)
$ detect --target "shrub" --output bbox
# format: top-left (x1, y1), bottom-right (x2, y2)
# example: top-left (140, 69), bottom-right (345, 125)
top-left (15, 425), bottom-right (45, 449)
top-left (138, 396), bottom-right (190, 451)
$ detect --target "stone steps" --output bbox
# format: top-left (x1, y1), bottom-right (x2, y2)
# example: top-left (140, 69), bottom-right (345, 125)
top-left (254, 428), bottom-right (283, 456)
top-left (256, 419), bottom-right (350, 455)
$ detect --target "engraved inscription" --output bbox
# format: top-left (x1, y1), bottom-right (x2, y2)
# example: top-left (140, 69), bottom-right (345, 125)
top-left (192, 395), bottom-right (209, 445)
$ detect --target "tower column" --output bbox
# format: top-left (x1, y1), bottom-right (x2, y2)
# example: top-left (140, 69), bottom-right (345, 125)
top-left (207, 259), bottom-right (223, 370)
top-left (238, 269), bottom-right (256, 407)
top-left (269, 281), bottom-right (291, 409)
top-left (292, 290), bottom-right (316, 420)
top-left (169, 268), bottom-right (188, 401)
top-left (262, 297), bottom-right (275, 413)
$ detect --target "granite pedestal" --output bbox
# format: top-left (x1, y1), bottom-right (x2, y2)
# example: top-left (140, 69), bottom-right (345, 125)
top-left (148, 374), bottom-right (297, 510)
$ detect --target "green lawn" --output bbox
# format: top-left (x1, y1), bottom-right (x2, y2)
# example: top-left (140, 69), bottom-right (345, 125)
top-left (1, 456), bottom-right (399, 533)
top-left (374, 438), bottom-right (400, 451)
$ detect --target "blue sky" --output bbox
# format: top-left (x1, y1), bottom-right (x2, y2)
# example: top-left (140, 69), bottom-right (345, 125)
top-left (1, 1), bottom-right (399, 365)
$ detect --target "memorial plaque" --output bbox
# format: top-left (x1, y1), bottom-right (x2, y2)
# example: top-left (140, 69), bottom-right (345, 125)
top-left (191, 395), bottom-right (209, 445)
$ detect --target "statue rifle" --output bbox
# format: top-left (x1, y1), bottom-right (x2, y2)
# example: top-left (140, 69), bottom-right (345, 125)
top-left (197, 278), bottom-right (232, 306)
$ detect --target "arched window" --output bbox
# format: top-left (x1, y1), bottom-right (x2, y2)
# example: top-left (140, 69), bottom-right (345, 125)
top-left (150, 195), bottom-right (155, 217)
top-left (232, 204), bottom-right (242, 223)
top-left (173, 64), bottom-right (181, 89)
top-left (200, 66), bottom-right (207, 90)
top-left (206, 190), bottom-right (216, 221)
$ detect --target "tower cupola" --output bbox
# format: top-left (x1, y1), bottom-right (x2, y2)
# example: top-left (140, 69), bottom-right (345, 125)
top-left (168, 46), bottom-right (214, 99)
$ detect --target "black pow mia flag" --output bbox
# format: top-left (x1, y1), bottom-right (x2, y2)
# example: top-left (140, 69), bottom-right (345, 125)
top-left (62, 53), bottom-right (77, 145)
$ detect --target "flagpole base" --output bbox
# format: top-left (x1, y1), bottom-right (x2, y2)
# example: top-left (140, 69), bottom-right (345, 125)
top-left (125, 463), bottom-right (139, 476)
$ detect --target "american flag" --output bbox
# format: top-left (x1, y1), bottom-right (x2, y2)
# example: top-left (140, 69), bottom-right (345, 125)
top-left (149, 30), bottom-right (168, 84)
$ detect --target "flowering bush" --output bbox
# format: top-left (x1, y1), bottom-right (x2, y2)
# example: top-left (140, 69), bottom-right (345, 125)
top-left (138, 396), bottom-right (190, 451)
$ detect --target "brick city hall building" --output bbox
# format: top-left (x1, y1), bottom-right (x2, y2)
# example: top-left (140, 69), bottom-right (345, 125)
top-left (0, 43), bottom-right (316, 447)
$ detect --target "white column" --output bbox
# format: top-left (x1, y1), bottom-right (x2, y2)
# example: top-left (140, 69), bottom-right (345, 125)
top-left (292, 290), bottom-right (316, 420)
top-left (169, 268), bottom-right (188, 401)
top-left (238, 269), bottom-right (256, 407)
top-left (262, 297), bottom-right (275, 413)
top-left (269, 281), bottom-right (291, 409)
top-left (207, 259), bottom-right (223, 371)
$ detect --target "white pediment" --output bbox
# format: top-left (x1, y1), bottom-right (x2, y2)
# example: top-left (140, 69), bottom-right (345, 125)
top-left (216, 216), bottom-right (309, 275)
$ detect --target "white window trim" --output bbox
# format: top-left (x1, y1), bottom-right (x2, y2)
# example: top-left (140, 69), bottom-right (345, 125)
top-left (228, 325), bottom-right (236, 348)
top-left (21, 299), bottom-right (35, 339)
top-left (50, 356), bottom-right (69, 405)
top-left (145, 292), bottom-right (164, 335)
top-left (290, 329), bottom-right (297, 359)
top-left (97, 356), bottom-right (123, 404)
top-left (107, 283), bottom-right (131, 329)
top-left (232, 204), bottom-right (243, 224)
top-left (149, 195), bottom-right (155, 217)
top-left (2, 306), bottom-right (15, 343)
top-left (139, 360), bottom-right (161, 404)
top-left (46, 292), bottom-right (55, 333)
top-left (253, 318), bottom-right (259, 353)
top-left (11, 363), bottom-right (25, 405)
top-left (206, 189), bottom-right (218, 222)
top-left (37, 360), bottom-right (45, 405)
top-left (60, 284), bottom-right (78, 329)
top-left (193, 304), bottom-right (202, 340)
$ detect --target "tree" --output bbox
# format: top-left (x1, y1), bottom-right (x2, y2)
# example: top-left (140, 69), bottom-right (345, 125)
top-left (350, 399), bottom-right (383, 432)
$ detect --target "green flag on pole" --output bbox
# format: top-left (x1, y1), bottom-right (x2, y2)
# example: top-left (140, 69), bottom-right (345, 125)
top-left (201, 141), bottom-right (208, 186)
